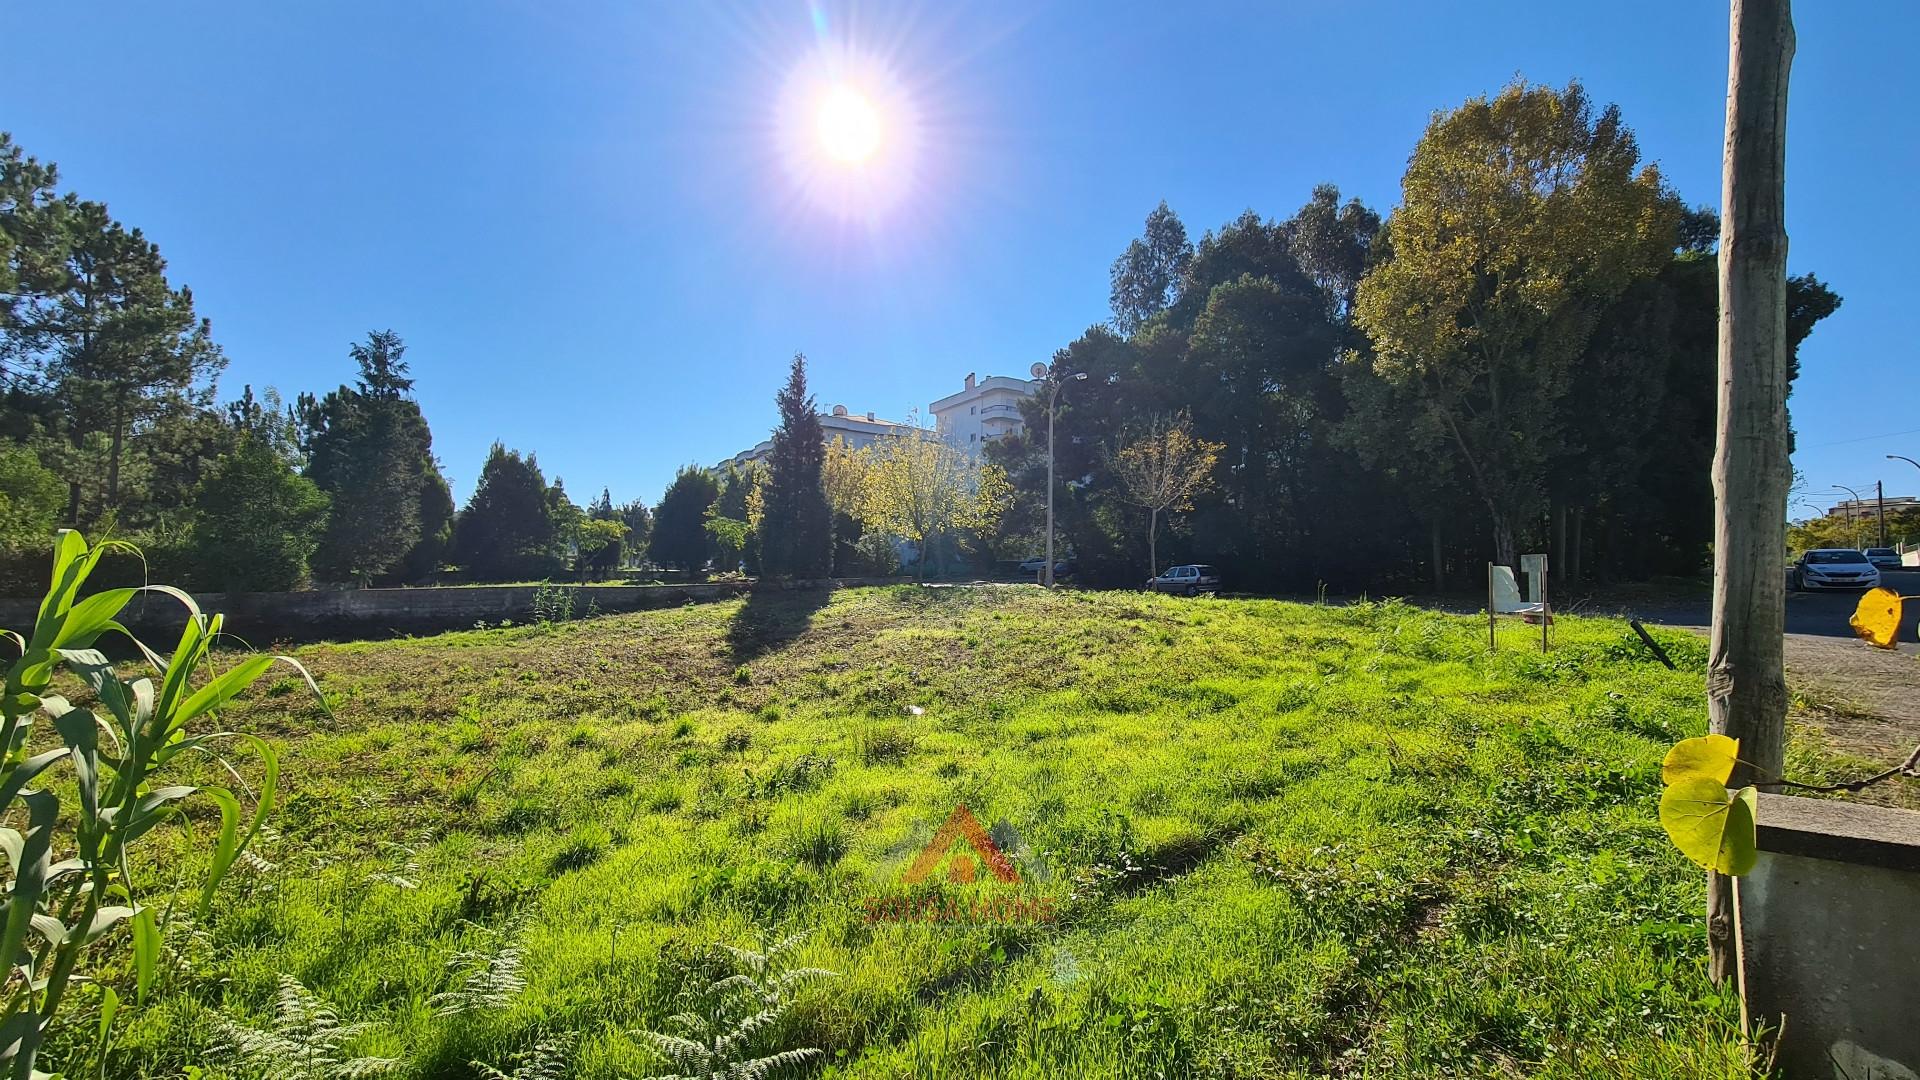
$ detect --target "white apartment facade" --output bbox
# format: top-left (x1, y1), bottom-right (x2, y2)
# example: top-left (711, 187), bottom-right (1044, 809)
top-left (716, 373), bottom-right (1040, 474)
top-left (716, 406), bottom-right (916, 473)
top-left (929, 372), bottom-right (1039, 455)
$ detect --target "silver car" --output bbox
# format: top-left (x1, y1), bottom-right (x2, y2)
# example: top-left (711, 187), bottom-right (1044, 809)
top-left (1864, 547), bottom-right (1903, 572)
top-left (1147, 564), bottom-right (1221, 596)
top-left (1790, 549), bottom-right (1881, 591)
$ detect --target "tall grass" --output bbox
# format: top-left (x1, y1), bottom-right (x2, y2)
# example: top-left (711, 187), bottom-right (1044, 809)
top-left (106, 586), bottom-right (1783, 1078)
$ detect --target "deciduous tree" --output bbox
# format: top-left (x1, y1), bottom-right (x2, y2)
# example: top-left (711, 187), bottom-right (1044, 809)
top-left (1354, 80), bottom-right (1681, 567)
top-left (1110, 415), bottom-right (1223, 580)
top-left (188, 433), bottom-right (329, 592)
top-left (857, 430), bottom-right (1010, 580)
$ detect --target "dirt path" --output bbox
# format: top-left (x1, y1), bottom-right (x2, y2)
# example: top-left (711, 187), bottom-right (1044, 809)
top-left (1785, 633), bottom-right (1920, 760)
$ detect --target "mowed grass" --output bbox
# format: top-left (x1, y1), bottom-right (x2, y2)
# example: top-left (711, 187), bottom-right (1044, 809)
top-left (101, 586), bottom-right (1751, 1078)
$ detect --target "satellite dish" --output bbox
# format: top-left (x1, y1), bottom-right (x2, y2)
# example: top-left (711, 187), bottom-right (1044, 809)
top-left (831, 404), bottom-right (848, 416)
top-left (1029, 362), bottom-right (1048, 379)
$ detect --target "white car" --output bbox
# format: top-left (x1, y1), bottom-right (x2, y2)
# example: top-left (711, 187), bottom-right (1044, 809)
top-left (1146, 564), bottom-right (1221, 596)
top-left (1863, 547), bottom-right (1904, 572)
top-left (1789, 549), bottom-right (1881, 591)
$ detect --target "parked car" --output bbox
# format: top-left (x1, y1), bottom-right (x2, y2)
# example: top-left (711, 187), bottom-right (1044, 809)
top-left (1018, 556), bottom-right (1074, 578)
top-left (1863, 547), bottom-right (1903, 571)
top-left (1146, 564), bottom-right (1221, 596)
top-left (1789, 548), bottom-right (1881, 591)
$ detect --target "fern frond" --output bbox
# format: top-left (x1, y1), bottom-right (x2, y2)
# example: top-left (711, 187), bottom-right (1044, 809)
top-left (632, 929), bottom-right (836, 1080)
top-left (215, 974), bottom-right (400, 1078)
top-left (634, 1029), bottom-right (714, 1072)
top-left (471, 1033), bottom-right (576, 1080)
top-left (430, 916), bottom-right (529, 1015)
top-left (736, 1046), bottom-right (823, 1078)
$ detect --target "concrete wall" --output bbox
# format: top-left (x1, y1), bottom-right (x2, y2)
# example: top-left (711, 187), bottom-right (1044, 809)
top-left (1739, 793), bottom-right (1920, 1079)
top-left (0, 577), bottom-right (897, 645)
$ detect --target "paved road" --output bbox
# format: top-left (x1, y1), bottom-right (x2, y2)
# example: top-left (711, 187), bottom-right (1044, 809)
top-left (1617, 568), bottom-right (1920, 650)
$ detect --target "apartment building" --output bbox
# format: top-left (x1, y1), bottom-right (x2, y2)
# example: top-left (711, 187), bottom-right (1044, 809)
top-left (929, 372), bottom-right (1039, 455)
top-left (715, 405), bottom-right (915, 473)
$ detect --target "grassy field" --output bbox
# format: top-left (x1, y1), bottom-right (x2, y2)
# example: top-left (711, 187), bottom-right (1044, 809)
top-left (90, 586), bottom-right (1763, 1078)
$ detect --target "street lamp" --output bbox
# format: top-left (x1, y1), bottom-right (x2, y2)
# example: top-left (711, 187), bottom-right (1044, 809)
top-left (1044, 370), bottom-right (1088, 588)
top-left (1888, 454), bottom-right (1920, 475)
top-left (1829, 484), bottom-right (1865, 548)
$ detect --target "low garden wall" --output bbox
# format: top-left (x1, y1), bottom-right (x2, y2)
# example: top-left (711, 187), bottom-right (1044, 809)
top-left (0, 577), bottom-right (897, 644)
top-left (1739, 792), bottom-right (1920, 1079)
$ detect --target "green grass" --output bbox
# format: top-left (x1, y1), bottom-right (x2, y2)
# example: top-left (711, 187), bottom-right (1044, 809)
top-left (99, 586), bottom-right (1757, 1078)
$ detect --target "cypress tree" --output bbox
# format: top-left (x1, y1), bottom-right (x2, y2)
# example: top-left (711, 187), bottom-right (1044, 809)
top-left (759, 353), bottom-right (832, 577)
top-left (453, 443), bottom-right (556, 580)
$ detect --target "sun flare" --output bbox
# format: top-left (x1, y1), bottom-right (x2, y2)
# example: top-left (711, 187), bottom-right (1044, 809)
top-left (773, 38), bottom-right (925, 221)
top-left (816, 85), bottom-right (881, 164)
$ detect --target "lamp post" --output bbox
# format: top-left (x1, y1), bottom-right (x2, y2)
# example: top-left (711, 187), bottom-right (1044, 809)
top-left (1830, 483), bottom-right (1865, 548)
top-left (1888, 454), bottom-right (1920, 475)
top-left (1044, 370), bottom-right (1088, 588)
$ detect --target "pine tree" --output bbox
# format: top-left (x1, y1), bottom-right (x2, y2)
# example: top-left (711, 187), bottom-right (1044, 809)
top-left (27, 199), bottom-right (225, 524)
top-left (302, 332), bottom-right (436, 585)
top-left (758, 354), bottom-right (832, 577)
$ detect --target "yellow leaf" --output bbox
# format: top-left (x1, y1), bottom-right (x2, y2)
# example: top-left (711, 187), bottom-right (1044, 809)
top-left (1850, 587), bottom-right (1903, 650)
top-left (1661, 734), bottom-right (1739, 786)
top-left (1659, 778), bottom-right (1759, 876)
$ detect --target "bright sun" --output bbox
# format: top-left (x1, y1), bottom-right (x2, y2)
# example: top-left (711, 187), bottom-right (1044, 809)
top-left (816, 85), bottom-right (881, 164)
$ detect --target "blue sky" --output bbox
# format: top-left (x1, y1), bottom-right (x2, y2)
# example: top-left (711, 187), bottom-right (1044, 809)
top-left (11, 2), bottom-right (1917, 512)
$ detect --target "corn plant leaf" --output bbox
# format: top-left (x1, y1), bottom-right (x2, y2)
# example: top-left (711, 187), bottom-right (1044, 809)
top-left (94, 985), bottom-right (119, 1062)
top-left (31, 530), bottom-right (89, 634)
top-left (47, 704), bottom-right (100, 838)
top-left (196, 786), bottom-right (244, 917)
top-left (1660, 734), bottom-right (1739, 786)
top-left (112, 785), bottom-right (198, 848)
top-left (1850, 587), bottom-right (1903, 649)
top-left (0, 790), bottom-right (60, 973)
top-left (27, 915), bottom-right (65, 949)
top-left (1659, 778), bottom-right (1758, 875)
top-left (172, 656), bottom-right (275, 735)
top-left (130, 906), bottom-right (157, 1003)
top-left (51, 589), bottom-right (135, 651)
top-left (0, 1004), bottom-right (47, 1076)
top-left (0, 750), bottom-right (69, 812)
top-left (81, 906), bottom-right (135, 945)
top-left (151, 615), bottom-right (208, 736)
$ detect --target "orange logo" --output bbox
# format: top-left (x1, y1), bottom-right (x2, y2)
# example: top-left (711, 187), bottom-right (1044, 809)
top-left (901, 804), bottom-right (1019, 884)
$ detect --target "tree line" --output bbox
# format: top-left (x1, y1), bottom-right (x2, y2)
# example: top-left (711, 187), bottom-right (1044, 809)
top-left (0, 78), bottom-right (1850, 595)
top-left (644, 355), bottom-right (1011, 581)
top-left (984, 79), bottom-right (1841, 593)
top-left (0, 131), bottom-right (655, 591)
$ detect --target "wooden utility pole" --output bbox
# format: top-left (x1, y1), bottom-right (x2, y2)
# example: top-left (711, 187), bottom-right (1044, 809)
top-left (1708, 0), bottom-right (1794, 985)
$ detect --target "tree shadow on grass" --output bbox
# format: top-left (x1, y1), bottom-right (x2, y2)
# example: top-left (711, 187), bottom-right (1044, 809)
top-left (725, 585), bottom-right (834, 664)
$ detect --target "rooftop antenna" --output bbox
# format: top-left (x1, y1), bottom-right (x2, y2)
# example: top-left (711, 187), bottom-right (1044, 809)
top-left (1029, 362), bottom-right (1048, 379)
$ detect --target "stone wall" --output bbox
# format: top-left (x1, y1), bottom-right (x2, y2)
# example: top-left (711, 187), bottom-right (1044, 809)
top-left (1739, 792), bottom-right (1920, 1079)
top-left (0, 578), bottom-right (896, 644)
